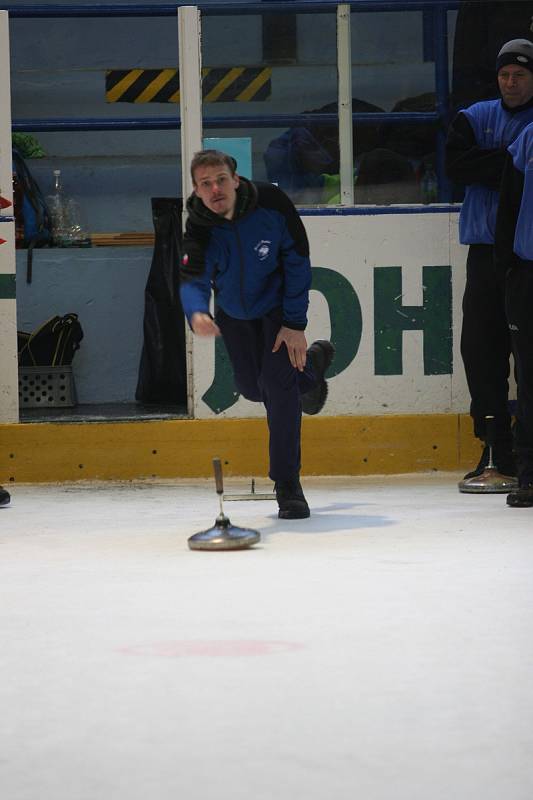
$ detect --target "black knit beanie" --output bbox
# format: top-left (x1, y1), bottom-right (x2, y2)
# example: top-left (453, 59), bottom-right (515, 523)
top-left (496, 39), bottom-right (533, 74)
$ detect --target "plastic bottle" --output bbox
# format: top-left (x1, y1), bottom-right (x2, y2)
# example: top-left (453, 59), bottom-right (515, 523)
top-left (421, 165), bottom-right (438, 204)
top-left (47, 170), bottom-right (90, 247)
top-left (47, 169), bottom-right (71, 246)
top-left (65, 196), bottom-right (91, 247)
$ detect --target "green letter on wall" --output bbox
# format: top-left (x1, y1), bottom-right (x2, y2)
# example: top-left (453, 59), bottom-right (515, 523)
top-left (374, 265), bottom-right (452, 375)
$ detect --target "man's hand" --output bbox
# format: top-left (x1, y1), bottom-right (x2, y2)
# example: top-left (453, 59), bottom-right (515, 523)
top-left (191, 312), bottom-right (221, 337)
top-left (272, 326), bottom-right (308, 371)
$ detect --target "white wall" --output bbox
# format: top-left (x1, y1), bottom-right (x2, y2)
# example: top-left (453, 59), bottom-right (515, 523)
top-left (15, 247), bottom-right (152, 405)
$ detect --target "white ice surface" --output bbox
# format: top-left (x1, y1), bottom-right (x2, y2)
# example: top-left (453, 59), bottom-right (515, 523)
top-left (1, 473), bottom-right (533, 800)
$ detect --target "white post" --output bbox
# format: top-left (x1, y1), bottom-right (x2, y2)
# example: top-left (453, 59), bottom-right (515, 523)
top-left (337, 4), bottom-right (354, 205)
top-left (178, 5), bottom-right (203, 201)
top-left (0, 10), bottom-right (19, 423)
top-left (178, 5), bottom-right (203, 417)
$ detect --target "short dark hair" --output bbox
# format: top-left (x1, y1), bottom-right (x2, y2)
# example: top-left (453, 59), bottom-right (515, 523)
top-left (190, 150), bottom-right (237, 185)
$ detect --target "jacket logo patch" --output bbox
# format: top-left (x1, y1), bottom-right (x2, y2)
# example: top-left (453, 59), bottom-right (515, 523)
top-left (254, 240), bottom-right (271, 261)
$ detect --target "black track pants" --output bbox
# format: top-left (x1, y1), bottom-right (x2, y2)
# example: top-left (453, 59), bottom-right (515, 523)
top-left (460, 244), bottom-right (513, 442)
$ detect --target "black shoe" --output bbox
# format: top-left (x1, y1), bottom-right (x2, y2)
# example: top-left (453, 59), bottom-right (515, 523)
top-left (0, 486), bottom-right (10, 507)
top-left (275, 478), bottom-right (310, 519)
top-left (507, 484), bottom-right (533, 507)
top-left (302, 340), bottom-right (335, 415)
top-left (463, 444), bottom-right (517, 480)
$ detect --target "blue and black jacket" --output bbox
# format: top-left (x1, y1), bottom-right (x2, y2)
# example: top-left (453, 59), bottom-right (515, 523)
top-left (180, 177), bottom-right (311, 330)
top-left (446, 97), bottom-right (533, 244)
top-left (495, 121), bottom-right (533, 269)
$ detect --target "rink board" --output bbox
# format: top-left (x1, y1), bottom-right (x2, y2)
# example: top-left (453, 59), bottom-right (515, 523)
top-left (190, 210), bottom-right (469, 419)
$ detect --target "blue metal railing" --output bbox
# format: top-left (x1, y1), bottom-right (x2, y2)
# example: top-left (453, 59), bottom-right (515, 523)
top-left (8, 0), bottom-right (459, 202)
top-left (12, 111), bottom-right (440, 132)
top-left (5, 2), bottom-right (461, 17)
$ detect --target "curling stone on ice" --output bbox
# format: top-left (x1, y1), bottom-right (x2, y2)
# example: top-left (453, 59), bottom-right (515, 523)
top-left (459, 415), bottom-right (518, 494)
top-left (188, 458), bottom-right (261, 551)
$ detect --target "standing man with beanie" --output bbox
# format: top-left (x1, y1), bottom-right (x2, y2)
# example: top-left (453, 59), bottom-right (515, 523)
top-left (180, 150), bottom-right (334, 520)
top-left (495, 120), bottom-right (533, 507)
top-left (446, 39), bottom-right (533, 492)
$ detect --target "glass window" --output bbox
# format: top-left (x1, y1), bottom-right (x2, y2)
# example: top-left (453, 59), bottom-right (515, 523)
top-left (11, 14), bottom-right (182, 233)
top-left (203, 10), bottom-right (339, 206)
top-left (350, 8), bottom-right (439, 205)
top-left (451, 0), bottom-right (533, 110)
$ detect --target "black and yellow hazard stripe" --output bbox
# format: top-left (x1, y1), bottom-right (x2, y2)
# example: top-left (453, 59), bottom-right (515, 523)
top-left (106, 66), bottom-right (272, 103)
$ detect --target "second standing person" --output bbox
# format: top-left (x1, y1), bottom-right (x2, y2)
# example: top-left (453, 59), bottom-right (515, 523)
top-left (446, 38), bottom-right (533, 490)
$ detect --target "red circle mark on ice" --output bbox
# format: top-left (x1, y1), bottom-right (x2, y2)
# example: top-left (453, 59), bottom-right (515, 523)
top-left (120, 640), bottom-right (305, 658)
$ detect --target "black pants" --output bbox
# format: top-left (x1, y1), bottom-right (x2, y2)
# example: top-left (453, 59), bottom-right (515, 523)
top-left (215, 306), bottom-right (317, 483)
top-left (506, 263), bottom-right (533, 486)
top-left (461, 244), bottom-right (513, 442)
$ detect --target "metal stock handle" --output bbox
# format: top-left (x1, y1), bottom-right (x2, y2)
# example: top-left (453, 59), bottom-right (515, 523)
top-left (213, 458), bottom-right (224, 495)
top-left (485, 415), bottom-right (495, 449)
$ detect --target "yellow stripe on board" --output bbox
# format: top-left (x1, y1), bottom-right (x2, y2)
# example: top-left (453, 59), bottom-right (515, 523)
top-left (135, 68), bottom-right (177, 103)
top-left (236, 67), bottom-right (272, 102)
top-left (105, 69), bottom-right (144, 103)
top-left (203, 66), bottom-right (245, 103)
top-left (0, 414), bottom-right (480, 484)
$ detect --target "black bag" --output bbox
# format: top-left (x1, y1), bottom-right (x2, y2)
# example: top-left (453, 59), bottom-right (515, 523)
top-left (135, 198), bottom-right (187, 405)
top-left (18, 313), bottom-right (83, 367)
top-left (12, 147), bottom-right (52, 283)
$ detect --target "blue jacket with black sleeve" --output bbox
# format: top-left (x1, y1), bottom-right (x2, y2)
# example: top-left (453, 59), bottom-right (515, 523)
top-left (446, 97), bottom-right (533, 244)
top-left (179, 178), bottom-right (311, 331)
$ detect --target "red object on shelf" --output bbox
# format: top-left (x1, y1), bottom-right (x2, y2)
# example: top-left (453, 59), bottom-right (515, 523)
top-left (0, 194), bottom-right (13, 209)
top-left (0, 238), bottom-right (7, 245)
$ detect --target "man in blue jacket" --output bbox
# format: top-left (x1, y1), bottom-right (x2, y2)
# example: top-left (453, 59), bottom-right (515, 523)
top-left (180, 150), bottom-right (334, 519)
top-left (446, 38), bottom-right (533, 491)
top-left (495, 121), bottom-right (533, 507)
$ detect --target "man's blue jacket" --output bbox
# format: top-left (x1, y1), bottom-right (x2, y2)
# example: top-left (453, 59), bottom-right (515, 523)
top-left (180, 177), bottom-right (311, 331)
top-left (446, 97), bottom-right (533, 244)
